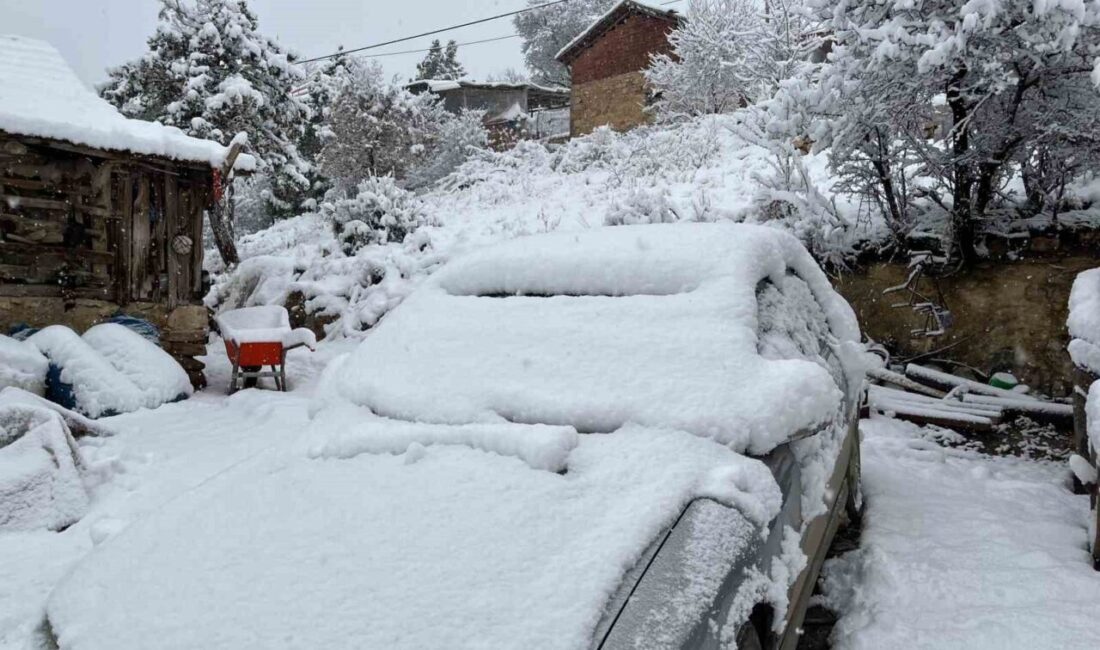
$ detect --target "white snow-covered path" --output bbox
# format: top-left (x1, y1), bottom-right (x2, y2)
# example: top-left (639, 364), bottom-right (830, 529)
top-left (823, 417), bottom-right (1100, 650)
top-left (0, 340), bottom-right (351, 650)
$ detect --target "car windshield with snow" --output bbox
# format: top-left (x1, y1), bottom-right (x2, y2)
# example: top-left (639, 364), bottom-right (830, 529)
top-left (41, 224), bottom-right (863, 650)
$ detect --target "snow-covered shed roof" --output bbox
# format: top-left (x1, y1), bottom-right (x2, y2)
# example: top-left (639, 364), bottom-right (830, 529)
top-left (556, 0), bottom-right (681, 64)
top-left (0, 34), bottom-right (255, 172)
top-left (321, 223), bottom-right (860, 455)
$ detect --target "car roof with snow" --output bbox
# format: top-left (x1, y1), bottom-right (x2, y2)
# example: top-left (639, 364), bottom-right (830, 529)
top-left (322, 223), bottom-right (859, 454)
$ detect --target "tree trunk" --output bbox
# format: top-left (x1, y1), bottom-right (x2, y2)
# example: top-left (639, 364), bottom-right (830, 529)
top-left (209, 189), bottom-right (239, 267)
top-left (947, 68), bottom-right (976, 263)
top-left (208, 141), bottom-right (243, 267)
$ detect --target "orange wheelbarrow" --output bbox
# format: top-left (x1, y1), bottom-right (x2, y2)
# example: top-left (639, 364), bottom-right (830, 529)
top-left (214, 306), bottom-right (317, 394)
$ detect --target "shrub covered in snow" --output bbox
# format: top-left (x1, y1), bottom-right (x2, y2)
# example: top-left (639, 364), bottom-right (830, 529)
top-left (321, 176), bottom-right (431, 255)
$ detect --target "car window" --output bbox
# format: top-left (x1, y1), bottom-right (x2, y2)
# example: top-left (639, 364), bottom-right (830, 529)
top-left (756, 273), bottom-right (846, 392)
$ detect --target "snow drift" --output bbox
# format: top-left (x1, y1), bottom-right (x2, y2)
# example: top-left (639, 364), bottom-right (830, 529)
top-left (0, 394), bottom-right (88, 531)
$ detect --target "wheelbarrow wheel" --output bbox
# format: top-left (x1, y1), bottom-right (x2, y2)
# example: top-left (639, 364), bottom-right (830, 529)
top-left (242, 365), bottom-right (261, 389)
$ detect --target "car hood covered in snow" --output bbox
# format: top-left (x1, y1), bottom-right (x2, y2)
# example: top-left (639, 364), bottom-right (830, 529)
top-left (319, 223), bottom-right (860, 455)
top-left (45, 418), bottom-right (780, 650)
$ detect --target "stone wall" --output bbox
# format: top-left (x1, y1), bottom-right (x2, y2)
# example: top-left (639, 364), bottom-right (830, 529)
top-left (571, 71), bottom-right (650, 136)
top-left (835, 256), bottom-right (1099, 396)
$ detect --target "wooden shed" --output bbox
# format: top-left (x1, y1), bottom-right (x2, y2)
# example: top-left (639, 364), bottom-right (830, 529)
top-left (0, 34), bottom-right (254, 387)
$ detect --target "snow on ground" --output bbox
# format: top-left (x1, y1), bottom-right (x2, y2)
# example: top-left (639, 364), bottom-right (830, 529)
top-left (0, 339), bottom-right (347, 650)
top-left (822, 416), bottom-right (1100, 649)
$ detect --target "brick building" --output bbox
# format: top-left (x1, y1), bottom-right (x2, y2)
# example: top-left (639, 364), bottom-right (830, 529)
top-left (556, 0), bottom-right (681, 137)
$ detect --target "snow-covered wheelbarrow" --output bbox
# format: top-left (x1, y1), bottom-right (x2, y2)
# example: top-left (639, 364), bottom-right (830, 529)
top-left (214, 306), bottom-right (316, 394)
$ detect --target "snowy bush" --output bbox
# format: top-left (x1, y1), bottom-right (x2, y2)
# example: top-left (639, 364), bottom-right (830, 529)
top-left (604, 187), bottom-right (679, 226)
top-left (321, 176), bottom-right (429, 255)
top-left (407, 110), bottom-right (489, 190)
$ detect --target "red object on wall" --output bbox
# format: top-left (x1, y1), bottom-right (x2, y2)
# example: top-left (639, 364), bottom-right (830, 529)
top-left (212, 169), bottom-right (224, 203)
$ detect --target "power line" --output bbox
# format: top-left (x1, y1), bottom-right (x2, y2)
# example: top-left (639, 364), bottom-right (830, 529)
top-left (298, 0), bottom-right (575, 64)
top-left (300, 0), bottom-right (684, 66)
top-left (358, 34), bottom-right (520, 60)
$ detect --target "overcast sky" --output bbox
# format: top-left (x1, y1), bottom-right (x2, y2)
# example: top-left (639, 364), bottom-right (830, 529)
top-left (0, 0), bottom-right (531, 88)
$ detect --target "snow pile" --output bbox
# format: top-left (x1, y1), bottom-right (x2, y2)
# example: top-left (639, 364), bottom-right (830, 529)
top-left (26, 325), bottom-right (191, 418)
top-left (319, 224), bottom-right (859, 455)
top-left (0, 398), bottom-right (88, 531)
top-left (208, 113), bottom-right (878, 338)
top-left (309, 404), bottom-right (579, 472)
top-left (0, 34), bottom-right (253, 170)
top-left (47, 426), bottom-right (778, 650)
top-left (82, 324), bottom-right (193, 405)
top-left (822, 417), bottom-right (1100, 648)
top-left (215, 305), bottom-right (317, 349)
top-left (0, 387), bottom-right (113, 438)
top-left (0, 334), bottom-right (48, 395)
top-left (1068, 268), bottom-right (1100, 374)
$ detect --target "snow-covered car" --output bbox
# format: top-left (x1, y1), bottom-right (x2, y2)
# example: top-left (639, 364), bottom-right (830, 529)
top-left (40, 224), bottom-right (863, 650)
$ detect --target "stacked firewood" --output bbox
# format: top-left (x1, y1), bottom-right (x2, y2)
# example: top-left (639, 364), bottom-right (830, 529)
top-left (865, 363), bottom-right (1074, 432)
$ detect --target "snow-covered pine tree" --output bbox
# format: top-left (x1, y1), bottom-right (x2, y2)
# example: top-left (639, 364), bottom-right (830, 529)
top-left (777, 0), bottom-right (1100, 261)
top-left (415, 40), bottom-right (466, 80)
top-left (320, 60), bottom-right (449, 191)
top-left (514, 0), bottom-right (616, 86)
top-left (100, 0), bottom-right (314, 220)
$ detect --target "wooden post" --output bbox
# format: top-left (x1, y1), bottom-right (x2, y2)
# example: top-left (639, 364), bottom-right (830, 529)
top-left (207, 140), bottom-right (243, 267)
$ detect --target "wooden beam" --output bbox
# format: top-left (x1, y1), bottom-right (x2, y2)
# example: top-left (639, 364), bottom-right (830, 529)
top-left (0, 284), bottom-right (111, 299)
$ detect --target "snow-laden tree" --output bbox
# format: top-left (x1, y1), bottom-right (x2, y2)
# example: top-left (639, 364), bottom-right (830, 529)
top-left (320, 60), bottom-right (449, 191)
top-left (407, 110), bottom-right (489, 189)
top-left (514, 0), bottom-right (616, 86)
top-left (100, 0), bottom-right (315, 220)
top-left (415, 40), bottom-right (466, 80)
top-left (774, 0), bottom-right (1100, 261)
top-left (647, 0), bottom-right (815, 118)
